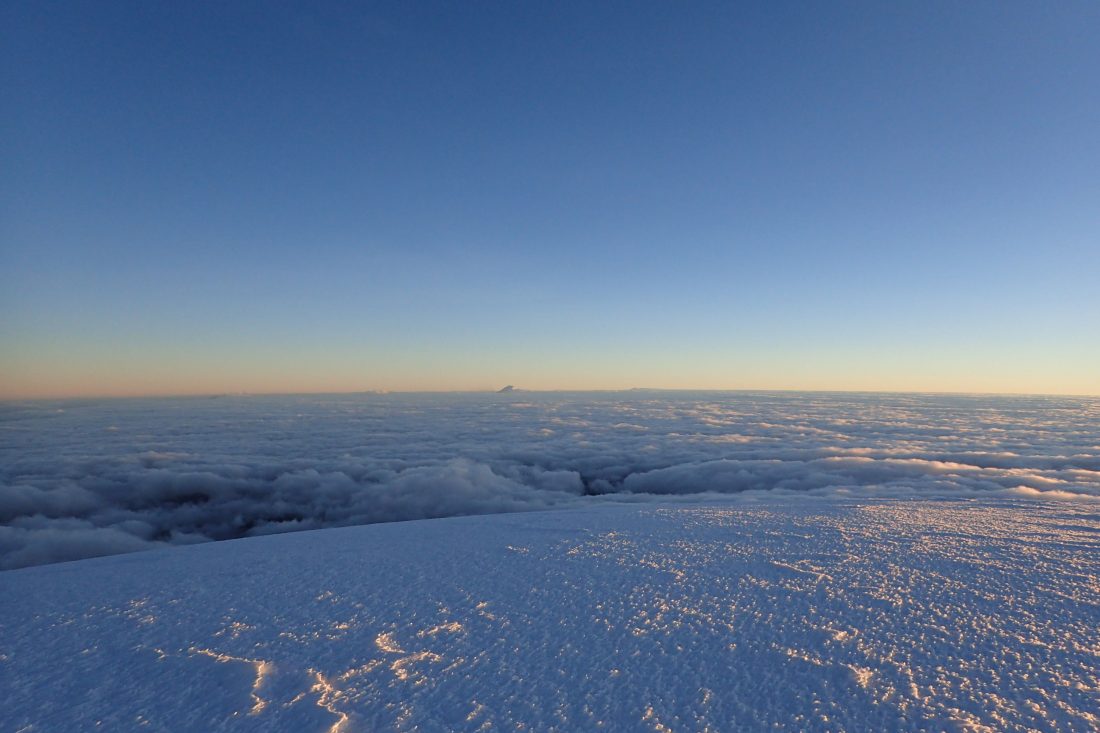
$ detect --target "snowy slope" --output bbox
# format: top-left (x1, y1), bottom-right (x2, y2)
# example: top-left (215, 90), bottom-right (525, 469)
top-left (3, 496), bottom-right (1098, 732)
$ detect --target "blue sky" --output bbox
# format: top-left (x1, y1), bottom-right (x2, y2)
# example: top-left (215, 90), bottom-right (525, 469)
top-left (2, 1), bottom-right (1098, 396)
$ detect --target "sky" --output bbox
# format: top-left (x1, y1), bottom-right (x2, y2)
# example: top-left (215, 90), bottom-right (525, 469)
top-left (2, 1), bottom-right (1098, 398)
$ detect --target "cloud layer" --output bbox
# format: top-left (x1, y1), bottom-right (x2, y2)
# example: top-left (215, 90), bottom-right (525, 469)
top-left (2, 391), bottom-right (1098, 569)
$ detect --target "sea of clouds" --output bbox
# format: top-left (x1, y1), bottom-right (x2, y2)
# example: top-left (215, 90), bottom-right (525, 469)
top-left (2, 391), bottom-right (1098, 569)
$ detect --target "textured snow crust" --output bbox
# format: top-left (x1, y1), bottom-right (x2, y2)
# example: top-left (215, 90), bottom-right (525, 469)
top-left (3, 497), bottom-right (1098, 732)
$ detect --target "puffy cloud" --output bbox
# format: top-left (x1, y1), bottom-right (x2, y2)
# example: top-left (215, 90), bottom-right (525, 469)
top-left (1, 391), bottom-right (1098, 569)
top-left (0, 521), bottom-right (161, 569)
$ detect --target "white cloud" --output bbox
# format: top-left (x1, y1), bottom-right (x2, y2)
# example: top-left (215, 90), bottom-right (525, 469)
top-left (1, 391), bottom-right (1098, 569)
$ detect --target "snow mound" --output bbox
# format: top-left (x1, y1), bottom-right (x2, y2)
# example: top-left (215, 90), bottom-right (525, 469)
top-left (2, 496), bottom-right (1097, 731)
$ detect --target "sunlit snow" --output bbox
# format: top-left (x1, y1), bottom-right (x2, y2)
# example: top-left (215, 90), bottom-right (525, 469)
top-left (2, 498), bottom-right (1098, 731)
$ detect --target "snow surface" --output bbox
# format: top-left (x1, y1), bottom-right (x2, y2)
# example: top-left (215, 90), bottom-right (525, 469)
top-left (3, 495), bottom-right (1098, 732)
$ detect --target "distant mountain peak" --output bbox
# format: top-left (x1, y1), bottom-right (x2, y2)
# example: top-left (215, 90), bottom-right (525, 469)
top-left (497, 385), bottom-right (516, 393)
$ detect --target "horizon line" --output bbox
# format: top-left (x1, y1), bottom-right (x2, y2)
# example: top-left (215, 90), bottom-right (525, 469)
top-left (2, 386), bottom-right (1098, 402)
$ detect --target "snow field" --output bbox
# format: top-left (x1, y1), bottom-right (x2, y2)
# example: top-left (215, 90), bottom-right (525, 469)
top-left (3, 496), bottom-right (1098, 731)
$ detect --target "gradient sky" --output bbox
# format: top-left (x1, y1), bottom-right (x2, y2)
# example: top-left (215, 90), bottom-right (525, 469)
top-left (2, 1), bottom-right (1098, 398)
